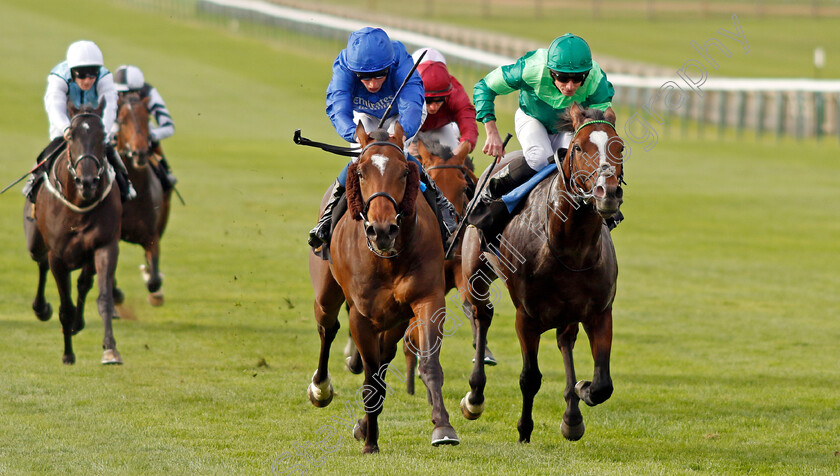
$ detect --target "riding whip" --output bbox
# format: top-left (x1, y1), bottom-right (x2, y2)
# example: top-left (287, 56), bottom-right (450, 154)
top-left (444, 133), bottom-right (513, 260)
top-left (1, 142), bottom-right (68, 195)
top-left (376, 49), bottom-right (426, 129)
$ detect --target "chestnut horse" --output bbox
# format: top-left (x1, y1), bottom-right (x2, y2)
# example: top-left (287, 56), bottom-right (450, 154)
top-left (401, 134), bottom-right (480, 395)
top-left (307, 122), bottom-right (459, 453)
top-left (113, 92), bottom-right (171, 306)
top-left (23, 103), bottom-right (123, 364)
top-left (460, 104), bottom-right (624, 443)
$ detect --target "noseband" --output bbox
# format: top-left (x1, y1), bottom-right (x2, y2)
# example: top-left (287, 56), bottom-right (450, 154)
top-left (67, 113), bottom-right (106, 182)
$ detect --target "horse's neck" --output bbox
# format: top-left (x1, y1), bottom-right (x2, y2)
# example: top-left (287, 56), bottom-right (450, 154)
top-left (544, 178), bottom-right (604, 260)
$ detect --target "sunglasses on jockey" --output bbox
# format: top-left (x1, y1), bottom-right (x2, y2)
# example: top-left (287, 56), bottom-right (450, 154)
top-left (425, 96), bottom-right (446, 105)
top-left (549, 69), bottom-right (588, 84)
top-left (355, 67), bottom-right (389, 80)
top-left (72, 66), bottom-right (100, 80)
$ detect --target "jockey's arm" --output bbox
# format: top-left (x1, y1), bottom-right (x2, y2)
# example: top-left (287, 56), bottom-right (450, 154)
top-left (97, 73), bottom-right (118, 141)
top-left (482, 120), bottom-right (505, 159)
top-left (44, 75), bottom-right (71, 139)
top-left (147, 87), bottom-right (175, 142)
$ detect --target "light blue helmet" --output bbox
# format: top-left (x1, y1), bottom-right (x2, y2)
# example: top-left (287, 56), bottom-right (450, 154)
top-left (345, 27), bottom-right (394, 73)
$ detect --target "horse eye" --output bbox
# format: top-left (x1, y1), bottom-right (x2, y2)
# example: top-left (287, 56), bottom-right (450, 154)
top-left (74, 178), bottom-right (82, 185)
top-left (574, 144), bottom-right (582, 152)
top-left (402, 169), bottom-right (409, 178)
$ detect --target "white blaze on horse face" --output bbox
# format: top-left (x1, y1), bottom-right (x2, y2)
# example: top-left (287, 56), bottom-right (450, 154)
top-left (81, 123), bottom-right (90, 131)
top-left (371, 154), bottom-right (389, 176)
top-left (589, 130), bottom-right (609, 187)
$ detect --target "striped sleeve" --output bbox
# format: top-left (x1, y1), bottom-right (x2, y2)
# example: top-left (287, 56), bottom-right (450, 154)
top-left (147, 87), bottom-right (175, 141)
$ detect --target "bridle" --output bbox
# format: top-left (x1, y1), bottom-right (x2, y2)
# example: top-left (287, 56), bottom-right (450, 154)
top-left (117, 95), bottom-right (149, 162)
top-left (357, 140), bottom-right (416, 259)
top-left (554, 120), bottom-right (621, 203)
top-left (66, 113), bottom-right (106, 186)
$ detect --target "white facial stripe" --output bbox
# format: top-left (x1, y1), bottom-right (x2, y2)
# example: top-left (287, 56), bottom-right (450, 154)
top-left (82, 123), bottom-right (90, 130)
top-left (371, 154), bottom-right (389, 175)
top-left (589, 130), bottom-right (609, 187)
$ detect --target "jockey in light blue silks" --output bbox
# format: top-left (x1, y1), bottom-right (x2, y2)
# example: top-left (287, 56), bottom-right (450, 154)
top-left (24, 40), bottom-right (135, 203)
top-left (308, 27), bottom-right (458, 257)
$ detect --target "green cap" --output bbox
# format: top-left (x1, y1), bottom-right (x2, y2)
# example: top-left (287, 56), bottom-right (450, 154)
top-left (547, 34), bottom-right (592, 73)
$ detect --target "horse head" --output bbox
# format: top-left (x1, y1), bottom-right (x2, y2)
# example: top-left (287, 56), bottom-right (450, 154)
top-left (346, 121), bottom-right (420, 256)
top-left (416, 134), bottom-right (470, 217)
top-left (116, 92), bottom-right (152, 168)
top-left (65, 102), bottom-right (107, 202)
top-left (563, 103), bottom-right (624, 219)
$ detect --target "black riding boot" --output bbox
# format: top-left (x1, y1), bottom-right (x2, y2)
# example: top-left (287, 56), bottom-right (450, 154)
top-left (418, 168), bottom-right (459, 248)
top-left (151, 141), bottom-right (178, 190)
top-left (24, 137), bottom-right (67, 203)
top-left (106, 144), bottom-right (136, 202)
top-left (308, 179), bottom-right (346, 252)
top-left (468, 155), bottom-right (538, 249)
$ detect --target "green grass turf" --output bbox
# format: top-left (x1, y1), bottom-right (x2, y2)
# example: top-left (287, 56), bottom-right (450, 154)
top-left (1, 0), bottom-right (839, 475)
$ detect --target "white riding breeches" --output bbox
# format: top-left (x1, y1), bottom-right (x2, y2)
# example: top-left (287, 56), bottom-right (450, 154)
top-left (514, 108), bottom-right (571, 172)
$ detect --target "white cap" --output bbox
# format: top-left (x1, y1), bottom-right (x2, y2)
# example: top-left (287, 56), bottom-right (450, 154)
top-left (412, 47), bottom-right (446, 65)
top-left (66, 40), bottom-right (104, 69)
top-left (114, 65), bottom-right (145, 92)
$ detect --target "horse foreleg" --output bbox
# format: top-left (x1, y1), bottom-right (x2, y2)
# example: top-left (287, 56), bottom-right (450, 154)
top-left (413, 301), bottom-right (459, 447)
top-left (32, 259), bottom-right (52, 321)
top-left (577, 310), bottom-right (614, 407)
top-left (347, 315), bottom-right (384, 454)
top-left (557, 324), bottom-right (585, 441)
top-left (95, 242), bottom-right (122, 364)
top-left (143, 241), bottom-right (162, 294)
top-left (48, 256), bottom-right (75, 365)
top-left (402, 326), bottom-right (418, 395)
top-left (73, 262), bottom-right (95, 335)
top-left (516, 309), bottom-right (542, 443)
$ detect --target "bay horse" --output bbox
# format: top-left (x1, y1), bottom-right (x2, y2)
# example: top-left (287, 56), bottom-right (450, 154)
top-left (23, 102), bottom-right (123, 365)
top-left (114, 91), bottom-right (171, 306)
top-left (459, 104), bottom-right (624, 443)
top-left (307, 122), bottom-right (459, 453)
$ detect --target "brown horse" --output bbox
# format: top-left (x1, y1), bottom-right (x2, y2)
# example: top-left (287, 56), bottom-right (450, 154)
top-left (113, 92), bottom-right (171, 306)
top-left (23, 103), bottom-right (123, 365)
top-left (307, 122), bottom-right (459, 453)
top-left (459, 104), bottom-right (624, 443)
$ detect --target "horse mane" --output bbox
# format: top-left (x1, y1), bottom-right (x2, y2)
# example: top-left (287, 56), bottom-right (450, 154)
top-left (415, 132), bottom-right (454, 160)
top-left (556, 106), bottom-right (606, 133)
top-left (346, 161), bottom-right (420, 221)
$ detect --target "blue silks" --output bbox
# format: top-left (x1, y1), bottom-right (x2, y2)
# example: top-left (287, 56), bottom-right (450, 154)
top-left (501, 163), bottom-right (557, 213)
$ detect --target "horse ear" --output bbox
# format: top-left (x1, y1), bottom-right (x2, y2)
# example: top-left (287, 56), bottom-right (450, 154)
top-left (392, 122), bottom-right (405, 149)
top-left (67, 99), bottom-right (79, 118)
top-left (355, 121), bottom-right (370, 148)
top-left (416, 139), bottom-right (431, 163)
top-left (569, 102), bottom-right (585, 129)
top-left (95, 100), bottom-right (105, 117)
top-left (604, 107), bottom-right (617, 126)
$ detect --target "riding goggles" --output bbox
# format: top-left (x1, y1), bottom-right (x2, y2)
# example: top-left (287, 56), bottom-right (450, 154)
top-left (355, 68), bottom-right (389, 80)
top-left (72, 66), bottom-right (100, 80)
top-left (425, 96), bottom-right (446, 105)
top-left (550, 70), bottom-right (588, 84)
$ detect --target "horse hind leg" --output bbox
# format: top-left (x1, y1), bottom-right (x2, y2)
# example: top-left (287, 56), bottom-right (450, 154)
top-left (95, 243), bottom-right (122, 365)
top-left (576, 311), bottom-right (614, 407)
top-left (516, 310), bottom-right (542, 443)
top-left (142, 242), bottom-right (164, 306)
top-left (307, 263), bottom-right (344, 408)
top-left (557, 324), bottom-right (585, 441)
top-left (25, 202), bottom-right (51, 321)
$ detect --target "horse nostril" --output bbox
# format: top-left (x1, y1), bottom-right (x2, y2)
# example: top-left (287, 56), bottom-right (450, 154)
top-left (615, 186), bottom-right (624, 200)
top-left (388, 224), bottom-right (399, 237)
top-left (593, 185), bottom-right (606, 199)
top-left (365, 224), bottom-right (376, 238)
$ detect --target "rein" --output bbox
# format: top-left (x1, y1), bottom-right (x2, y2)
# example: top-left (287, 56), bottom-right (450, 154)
top-left (45, 149), bottom-right (114, 213)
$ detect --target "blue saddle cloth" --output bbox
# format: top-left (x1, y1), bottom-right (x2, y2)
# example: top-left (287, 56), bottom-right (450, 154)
top-left (501, 163), bottom-right (557, 213)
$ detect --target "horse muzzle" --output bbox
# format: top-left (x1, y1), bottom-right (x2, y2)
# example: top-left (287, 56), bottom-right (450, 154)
top-left (593, 183), bottom-right (623, 218)
top-left (364, 220), bottom-right (400, 254)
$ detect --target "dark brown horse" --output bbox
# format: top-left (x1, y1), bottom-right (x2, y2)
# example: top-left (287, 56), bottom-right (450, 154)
top-left (114, 92), bottom-right (171, 306)
top-left (460, 104), bottom-right (624, 442)
top-left (401, 134), bottom-right (481, 395)
top-left (307, 122), bottom-right (459, 453)
top-left (23, 103), bottom-right (123, 364)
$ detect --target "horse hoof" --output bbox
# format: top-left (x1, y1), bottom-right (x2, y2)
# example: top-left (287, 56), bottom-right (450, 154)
top-left (113, 287), bottom-right (125, 305)
top-left (484, 346), bottom-right (498, 366)
top-left (71, 319), bottom-right (85, 336)
top-left (575, 380), bottom-right (596, 406)
top-left (561, 420), bottom-right (586, 441)
top-left (101, 349), bottom-right (123, 365)
top-left (34, 302), bottom-right (52, 322)
top-left (345, 356), bottom-right (362, 375)
top-left (353, 422), bottom-right (365, 441)
top-left (361, 444), bottom-right (379, 454)
top-left (460, 392), bottom-right (484, 420)
top-left (307, 373), bottom-right (334, 407)
top-left (148, 291), bottom-right (164, 307)
top-left (431, 426), bottom-right (459, 446)
top-left (62, 353), bottom-right (75, 365)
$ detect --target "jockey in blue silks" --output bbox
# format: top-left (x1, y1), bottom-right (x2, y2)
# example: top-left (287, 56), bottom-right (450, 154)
top-left (308, 27), bottom-right (458, 256)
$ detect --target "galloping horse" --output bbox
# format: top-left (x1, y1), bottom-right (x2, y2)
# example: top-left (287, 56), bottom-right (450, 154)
top-left (307, 122), bottom-right (459, 453)
top-left (402, 134), bottom-right (477, 395)
top-left (114, 92), bottom-right (171, 306)
top-left (23, 102), bottom-right (123, 364)
top-left (460, 104), bottom-right (624, 442)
